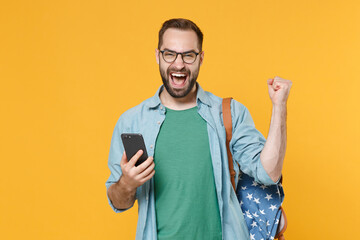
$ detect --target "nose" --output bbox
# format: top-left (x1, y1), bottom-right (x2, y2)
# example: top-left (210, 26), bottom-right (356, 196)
top-left (172, 53), bottom-right (185, 69)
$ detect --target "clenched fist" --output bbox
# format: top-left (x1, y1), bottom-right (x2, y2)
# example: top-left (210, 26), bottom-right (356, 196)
top-left (267, 76), bottom-right (293, 106)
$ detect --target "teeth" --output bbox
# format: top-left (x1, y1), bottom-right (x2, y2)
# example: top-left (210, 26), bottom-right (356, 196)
top-left (171, 73), bottom-right (186, 77)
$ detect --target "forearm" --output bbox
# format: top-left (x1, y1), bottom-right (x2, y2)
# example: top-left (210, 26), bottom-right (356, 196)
top-left (107, 177), bottom-right (136, 210)
top-left (260, 104), bottom-right (287, 182)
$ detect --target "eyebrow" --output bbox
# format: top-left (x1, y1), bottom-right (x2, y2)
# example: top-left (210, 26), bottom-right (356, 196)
top-left (162, 48), bottom-right (198, 53)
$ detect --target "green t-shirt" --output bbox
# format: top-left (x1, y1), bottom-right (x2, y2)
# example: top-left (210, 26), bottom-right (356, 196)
top-left (154, 106), bottom-right (222, 240)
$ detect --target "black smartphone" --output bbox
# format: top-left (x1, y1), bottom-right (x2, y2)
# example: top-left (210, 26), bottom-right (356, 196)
top-left (121, 133), bottom-right (148, 166)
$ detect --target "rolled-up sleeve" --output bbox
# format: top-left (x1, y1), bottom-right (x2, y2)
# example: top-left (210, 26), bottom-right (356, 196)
top-left (229, 100), bottom-right (276, 186)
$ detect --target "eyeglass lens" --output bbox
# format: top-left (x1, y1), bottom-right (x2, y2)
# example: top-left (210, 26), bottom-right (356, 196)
top-left (162, 51), bottom-right (197, 64)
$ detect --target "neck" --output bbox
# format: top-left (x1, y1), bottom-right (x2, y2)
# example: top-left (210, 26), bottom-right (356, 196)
top-left (160, 84), bottom-right (197, 110)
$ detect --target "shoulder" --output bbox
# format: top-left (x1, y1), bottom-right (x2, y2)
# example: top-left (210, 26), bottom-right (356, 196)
top-left (230, 99), bottom-right (249, 119)
top-left (204, 90), bottom-right (248, 117)
top-left (114, 97), bottom-right (154, 129)
top-left (122, 98), bottom-right (152, 118)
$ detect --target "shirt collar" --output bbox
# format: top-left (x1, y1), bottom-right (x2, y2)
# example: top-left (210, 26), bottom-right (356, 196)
top-left (146, 83), bottom-right (212, 109)
top-left (196, 83), bottom-right (211, 107)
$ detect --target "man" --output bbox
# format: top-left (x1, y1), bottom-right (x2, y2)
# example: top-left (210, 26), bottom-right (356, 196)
top-left (106, 18), bottom-right (292, 240)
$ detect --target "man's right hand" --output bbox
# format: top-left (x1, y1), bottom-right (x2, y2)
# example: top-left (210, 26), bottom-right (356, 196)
top-left (119, 150), bottom-right (155, 190)
top-left (107, 150), bottom-right (155, 210)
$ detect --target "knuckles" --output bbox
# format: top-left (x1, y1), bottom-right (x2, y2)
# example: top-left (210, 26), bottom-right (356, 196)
top-left (272, 80), bottom-right (292, 91)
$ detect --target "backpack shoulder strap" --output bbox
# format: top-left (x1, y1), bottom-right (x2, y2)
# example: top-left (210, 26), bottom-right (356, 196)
top-left (222, 97), bottom-right (236, 191)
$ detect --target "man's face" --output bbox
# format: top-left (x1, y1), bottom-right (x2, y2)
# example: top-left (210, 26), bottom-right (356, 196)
top-left (156, 28), bottom-right (204, 98)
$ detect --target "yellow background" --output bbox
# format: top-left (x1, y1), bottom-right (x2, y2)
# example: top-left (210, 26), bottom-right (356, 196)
top-left (1, 0), bottom-right (359, 239)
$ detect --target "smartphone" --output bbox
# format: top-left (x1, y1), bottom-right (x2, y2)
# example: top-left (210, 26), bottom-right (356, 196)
top-left (121, 133), bottom-right (148, 166)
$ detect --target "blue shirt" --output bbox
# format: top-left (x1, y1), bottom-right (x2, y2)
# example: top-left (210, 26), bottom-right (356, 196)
top-left (106, 84), bottom-right (277, 240)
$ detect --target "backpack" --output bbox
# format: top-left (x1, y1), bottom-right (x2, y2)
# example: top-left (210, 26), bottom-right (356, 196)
top-left (222, 98), bottom-right (287, 240)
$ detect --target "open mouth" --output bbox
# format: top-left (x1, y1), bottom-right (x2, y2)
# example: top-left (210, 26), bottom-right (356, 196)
top-left (170, 72), bottom-right (188, 88)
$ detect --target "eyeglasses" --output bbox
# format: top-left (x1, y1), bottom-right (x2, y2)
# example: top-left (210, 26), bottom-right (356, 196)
top-left (159, 49), bottom-right (202, 64)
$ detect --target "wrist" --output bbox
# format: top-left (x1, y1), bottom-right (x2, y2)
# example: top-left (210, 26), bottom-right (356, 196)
top-left (118, 176), bottom-right (137, 193)
top-left (272, 102), bottom-right (287, 109)
top-left (270, 103), bottom-right (287, 126)
top-left (272, 103), bottom-right (287, 116)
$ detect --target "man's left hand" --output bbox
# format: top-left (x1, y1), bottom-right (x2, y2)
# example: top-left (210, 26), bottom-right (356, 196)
top-left (267, 76), bottom-right (293, 106)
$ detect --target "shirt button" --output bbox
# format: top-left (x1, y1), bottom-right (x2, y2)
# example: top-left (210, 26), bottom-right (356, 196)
top-left (160, 106), bottom-right (163, 110)
top-left (157, 121), bottom-right (160, 125)
top-left (150, 145), bottom-right (154, 149)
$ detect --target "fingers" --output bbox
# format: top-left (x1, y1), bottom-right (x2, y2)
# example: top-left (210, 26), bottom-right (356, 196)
top-left (141, 170), bottom-right (155, 183)
top-left (267, 78), bottom-right (275, 96)
top-left (127, 150), bottom-right (143, 168)
top-left (135, 156), bottom-right (154, 173)
top-left (267, 78), bottom-right (280, 92)
top-left (273, 80), bottom-right (281, 91)
top-left (270, 77), bottom-right (281, 91)
top-left (268, 76), bottom-right (292, 91)
top-left (273, 76), bottom-right (292, 85)
top-left (138, 160), bottom-right (155, 180)
top-left (120, 151), bottom-right (127, 168)
top-left (267, 78), bottom-right (274, 85)
top-left (119, 152), bottom-right (155, 188)
top-left (121, 150), bottom-right (154, 175)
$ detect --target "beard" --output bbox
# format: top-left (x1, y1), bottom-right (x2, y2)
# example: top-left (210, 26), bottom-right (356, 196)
top-left (159, 62), bottom-right (200, 98)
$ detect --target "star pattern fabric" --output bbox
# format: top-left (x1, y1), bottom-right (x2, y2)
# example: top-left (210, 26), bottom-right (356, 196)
top-left (236, 173), bottom-right (284, 240)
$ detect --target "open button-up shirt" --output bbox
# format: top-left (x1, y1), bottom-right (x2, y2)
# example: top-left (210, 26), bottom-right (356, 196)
top-left (106, 84), bottom-right (276, 240)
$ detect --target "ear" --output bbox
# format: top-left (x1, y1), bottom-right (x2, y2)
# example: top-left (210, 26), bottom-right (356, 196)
top-left (155, 48), bottom-right (160, 65)
top-left (199, 51), bottom-right (204, 66)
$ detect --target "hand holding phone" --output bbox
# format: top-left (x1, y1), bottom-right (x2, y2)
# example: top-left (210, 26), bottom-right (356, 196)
top-left (119, 133), bottom-right (155, 189)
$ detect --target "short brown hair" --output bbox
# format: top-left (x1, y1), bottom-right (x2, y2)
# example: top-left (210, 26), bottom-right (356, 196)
top-left (158, 18), bottom-right (204, 51)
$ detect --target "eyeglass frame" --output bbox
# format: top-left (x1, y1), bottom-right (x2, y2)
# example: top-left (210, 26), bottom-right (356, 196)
top-left (158, 49), bottom-right (203, 64)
